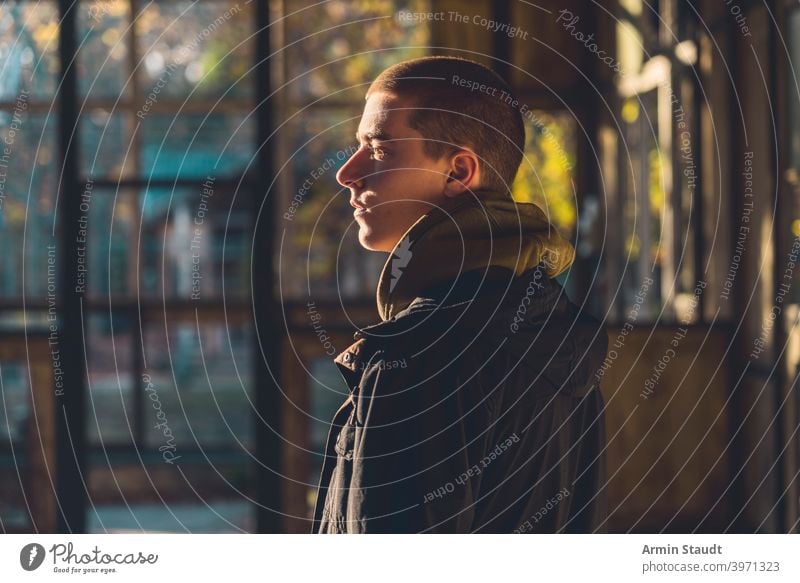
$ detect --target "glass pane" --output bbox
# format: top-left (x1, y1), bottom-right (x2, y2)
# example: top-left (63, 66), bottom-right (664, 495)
top-left (141, 113), bottom-right (254, 179)
top-left (307, 357), bottom-right (349, 518)
top-left (86, 311), bottom-right (135, 446)
top-left (141, 187), bottom-right (192, 300)
top-left (88, 497), bottom-right (254, 533)
top-left (511, 110), bottom-right (578, 240)
top-left (0, 2), bottom-right (60, 101)
top-left (87, 442), bottom-right (255, 532)
top-left (142, 319), bottom-right (253, 449)
top-left (80, 110), bottom-right (136, 180)
top-left (0, 113), bottom-right (59, 299)
top-left (0, 361), bottom-right (29, 446)
top-left (278, 108), bottom-right (384, 300)
top-left (284, 0), bottom-right (431, 103)
top-left (136, 0), bottom-right (254, 101)
top-left (87, 189), bottom-right (139, 300)
top-left (140, 186), bottom-right (251, 300)
top-left (81, 112), bottom-right (254, 181)
top-left (78, 1), bottom-right (131, 101)
top-left (620, 91), bottom-right (662, 318)
top-left (0, 360), bottom-right (30, 531)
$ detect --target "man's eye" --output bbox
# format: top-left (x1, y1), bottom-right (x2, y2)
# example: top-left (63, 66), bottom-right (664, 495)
top-left (368, 146), bottom-right (386, 160)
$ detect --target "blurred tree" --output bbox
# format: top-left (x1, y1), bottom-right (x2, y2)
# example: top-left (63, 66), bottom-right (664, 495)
top-left (512, 111), bottom-right (577, 238)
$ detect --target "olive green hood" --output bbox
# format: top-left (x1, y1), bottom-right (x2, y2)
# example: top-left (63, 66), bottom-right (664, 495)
top-left (376, 188), bottom-right (575, 321)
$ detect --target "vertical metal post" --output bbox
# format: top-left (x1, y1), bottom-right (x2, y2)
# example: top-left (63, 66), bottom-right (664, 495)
top-left (254, 0), bottom-right (283, 533)
top-left (56, 0), bottom-right (87, 533)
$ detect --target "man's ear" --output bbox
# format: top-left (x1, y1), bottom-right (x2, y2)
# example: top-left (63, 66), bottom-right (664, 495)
top-left (443, 148), bottom-right (481, 198)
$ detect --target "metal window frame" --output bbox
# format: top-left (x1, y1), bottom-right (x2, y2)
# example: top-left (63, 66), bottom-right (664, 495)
top-left (41, 0), bottom-right (283, 533)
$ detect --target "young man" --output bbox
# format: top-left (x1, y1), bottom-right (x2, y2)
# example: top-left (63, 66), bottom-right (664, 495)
top-left (312, 56), bottom-right (609, 533)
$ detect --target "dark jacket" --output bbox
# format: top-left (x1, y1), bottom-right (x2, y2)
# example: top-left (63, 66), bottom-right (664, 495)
top-left (311, 189), bottom-right (609, 533)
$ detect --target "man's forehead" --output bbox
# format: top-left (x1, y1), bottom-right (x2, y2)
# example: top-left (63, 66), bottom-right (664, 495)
top-left (357, 91), bottom-right (414, 139)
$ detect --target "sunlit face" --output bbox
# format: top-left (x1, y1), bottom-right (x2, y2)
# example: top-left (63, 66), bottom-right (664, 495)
top-left (336, 91), bottom-right (451, 252)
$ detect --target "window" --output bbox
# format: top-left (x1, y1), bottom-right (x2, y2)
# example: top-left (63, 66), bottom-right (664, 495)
top-left (0, 2), bottom-right (60, 300)
top-left (276, 0), bottom-right (432, 300)
top-left (601, 0), bottom-right (706, 323)
top-left (77, 0), bottom-right (256, 532)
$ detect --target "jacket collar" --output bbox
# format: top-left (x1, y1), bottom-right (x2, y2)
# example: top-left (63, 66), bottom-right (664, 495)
top-left (375, 187), bottom-right (575, 321)
top-left (333, 261), bottom-right (568, 401)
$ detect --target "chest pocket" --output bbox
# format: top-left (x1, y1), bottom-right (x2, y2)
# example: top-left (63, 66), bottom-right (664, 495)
top-left (334, 423), bottom-right (356, 460)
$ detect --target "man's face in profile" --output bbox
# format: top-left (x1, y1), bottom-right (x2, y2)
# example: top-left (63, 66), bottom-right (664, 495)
top-left (336, 91), bottom-right (451, 252)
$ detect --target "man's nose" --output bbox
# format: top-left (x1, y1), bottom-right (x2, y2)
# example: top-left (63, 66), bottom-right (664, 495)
top-left (336, 146), bottom-right (367, 188)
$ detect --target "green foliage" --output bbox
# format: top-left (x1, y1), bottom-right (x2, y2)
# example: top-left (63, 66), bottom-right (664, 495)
top-left (512, 112), bottom-right (577, 236)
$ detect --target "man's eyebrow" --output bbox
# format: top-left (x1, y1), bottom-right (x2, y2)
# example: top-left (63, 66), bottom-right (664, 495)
top-left (355, 130), bottom-right (393, 142)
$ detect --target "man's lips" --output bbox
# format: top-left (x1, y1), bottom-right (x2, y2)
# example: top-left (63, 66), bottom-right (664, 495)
top-left (350, 198), bottom-right (370, 217)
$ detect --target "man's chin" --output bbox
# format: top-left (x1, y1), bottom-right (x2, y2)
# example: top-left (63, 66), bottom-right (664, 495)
top-left (357, 230), bottom-right (393, 253)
